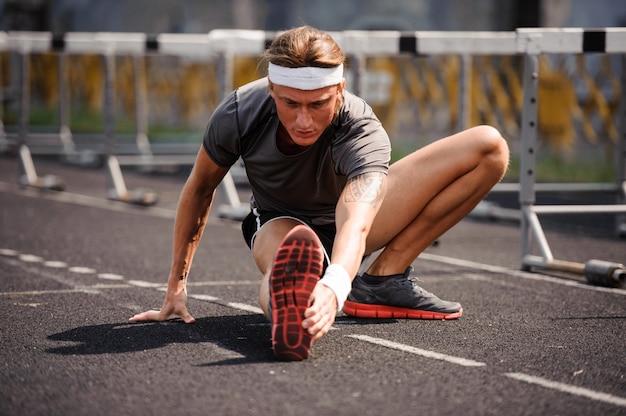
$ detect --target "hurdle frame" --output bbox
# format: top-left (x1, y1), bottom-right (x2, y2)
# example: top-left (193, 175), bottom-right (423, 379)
top-left (515, 29), bottom-right (626, 285)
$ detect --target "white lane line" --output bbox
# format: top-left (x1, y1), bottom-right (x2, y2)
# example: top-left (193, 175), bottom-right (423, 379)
top-left (189, 294), bottom-right (219, 302)
top-left (43, 260), bottom-right (68, 268)
top-left (97, 273), bottom-right (125, 280)
top-left (75, 284), bottom-right (133, 290)
top-left (461, 272), bottom-right (495, 282)
top-left (68, 266), bottom-right (96, 274)
top-left (226, 302), bottom-right (264, 315)
top-left (504, 372), bottom-right (626, 407)
top-left (187, 280), bottom-right (259, 287)
top-left (189, 294), bottom-right (263, 315)
top-left (0, 284), bottom-right (132, 297)
top-left (0, 289), bottom-right (86, 296)
top-left (127, 280), bottom-right (164, 288)
top-left (349, 334), bottom-right (486, 367)
top-left (0, 250), bottom-right (258, 312)
top-left (1, 257), bottom-right (96, 291)
top-left (19, 254), bottom-right (43, 263)
top-left (419, 252), bottom-right (626, 295)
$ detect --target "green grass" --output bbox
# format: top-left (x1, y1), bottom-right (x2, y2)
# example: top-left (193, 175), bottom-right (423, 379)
top-left (13, 106), bottom-right (200, 138)
top-left (506, 155), bottom-right (615, 183)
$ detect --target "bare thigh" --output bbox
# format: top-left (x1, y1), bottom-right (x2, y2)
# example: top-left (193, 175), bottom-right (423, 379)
top-left (252, 218), bottom-right (303, 276)
top-left (365, 125), bottom-right (504, 252)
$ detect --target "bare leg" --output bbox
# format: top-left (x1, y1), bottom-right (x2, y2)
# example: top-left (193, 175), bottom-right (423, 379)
top-left (365, 125), bottom-right (509, 276)
top-left (252, 218), bottom-right (303, 317)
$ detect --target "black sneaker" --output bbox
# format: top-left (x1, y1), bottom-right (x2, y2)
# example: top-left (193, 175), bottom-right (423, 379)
top-left (269, 225), bottom-right (323, 361)
top-left (342, 267), bottom-right (463, 319)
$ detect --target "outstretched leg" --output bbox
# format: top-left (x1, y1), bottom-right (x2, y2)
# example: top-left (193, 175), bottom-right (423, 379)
top-left (252, 219), bottom-right (324, 360)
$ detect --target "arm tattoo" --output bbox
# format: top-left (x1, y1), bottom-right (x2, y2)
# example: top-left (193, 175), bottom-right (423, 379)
top-left (343, 172), bottom-right (385, 207)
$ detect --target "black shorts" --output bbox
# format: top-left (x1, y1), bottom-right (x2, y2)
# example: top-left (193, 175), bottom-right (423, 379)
top-left (241, 210), bottom-right (335, 265)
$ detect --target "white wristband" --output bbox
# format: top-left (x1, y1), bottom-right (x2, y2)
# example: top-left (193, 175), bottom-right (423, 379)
top-left (319, 264), bottom-right (352, 312)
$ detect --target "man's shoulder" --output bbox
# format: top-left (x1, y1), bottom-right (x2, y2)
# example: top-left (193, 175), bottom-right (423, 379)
top-left (233, 77), bottom-right (275, 125)
top-left (236, 77), bottom-right (271, 103)
top-left (339, 90), bottom-right (378, 120)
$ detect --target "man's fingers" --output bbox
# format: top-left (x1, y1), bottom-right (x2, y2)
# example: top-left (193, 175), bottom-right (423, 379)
top-left (302, 287), bottom-right (337, 341)
top-left (128, 309), bottom-right (161, 322)
top-left (180, 312), bottom-right (196, 324)
top-left (129, 309), bottom-right (196, 324)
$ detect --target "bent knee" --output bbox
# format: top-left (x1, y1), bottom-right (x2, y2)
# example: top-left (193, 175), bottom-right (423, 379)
top-left (472, 125), bottom-right (510, 175)
top-left (470, 125), bottom-right (506, 149)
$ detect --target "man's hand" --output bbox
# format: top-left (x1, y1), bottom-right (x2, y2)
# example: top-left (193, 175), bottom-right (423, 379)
top-left (129, 289), bottom-right (196, 324)
top-left (302, 283), bottom-right (338, 341)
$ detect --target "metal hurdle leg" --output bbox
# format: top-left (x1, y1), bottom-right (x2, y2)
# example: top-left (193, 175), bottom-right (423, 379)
top-left (519, 52), bottom-right (540, 271)
top-left (217, 169), bottom-right (250, 220)
top-left (16, 51), bottom-right (64, 191)
top-left (133, 55), bottom-right (152, 160)
top-left (213, 51), bottom-right (250, 220)
top-left (57, 52), bottom-right (101, 167)
top-left (102, 52), bottom-right (157, 206)
top-left (457, 53), bottom-right (472, 132)
top-left (57, 52), bottom-right (75, 158)
top-left (519, 52), bottom-right (626, 287)
top-left (0, 51), bottom-right (11, 154)
top-left (616, 54), bottom-right (626, 237)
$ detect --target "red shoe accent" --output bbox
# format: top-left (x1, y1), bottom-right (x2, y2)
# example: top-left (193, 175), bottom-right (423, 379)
top-left (342, 300), bottom-right (463, 320)
top-left (270, 225), bottom-right (323, 361)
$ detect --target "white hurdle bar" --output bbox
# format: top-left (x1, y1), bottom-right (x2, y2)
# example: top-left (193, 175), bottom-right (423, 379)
top-left (1, 28), bottom-right (625, 284)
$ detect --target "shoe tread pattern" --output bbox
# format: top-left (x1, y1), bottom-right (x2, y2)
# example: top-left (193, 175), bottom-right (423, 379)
top-left (271, 226), bottom-right (323, 361)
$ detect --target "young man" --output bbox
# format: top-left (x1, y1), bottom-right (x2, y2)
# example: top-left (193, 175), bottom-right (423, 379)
top-left (130, 26), bottom-right (509, 361)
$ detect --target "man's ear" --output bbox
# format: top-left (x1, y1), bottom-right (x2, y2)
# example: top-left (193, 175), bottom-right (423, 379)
top-left (337, 79), bottom-right (346, 96)
top-left (268, 80), bottom-right (276, 100)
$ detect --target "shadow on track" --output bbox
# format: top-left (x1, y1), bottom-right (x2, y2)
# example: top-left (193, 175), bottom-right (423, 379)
top-left (46, 314), bottom-right (275, 363)
top-left (45, 315), bottom-right (399, 365)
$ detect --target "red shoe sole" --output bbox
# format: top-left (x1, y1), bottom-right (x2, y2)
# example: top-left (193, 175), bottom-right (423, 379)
top-left (342, 300), bottom-right (463, 320)
top-left (270, 225), bottom-right (323, 361)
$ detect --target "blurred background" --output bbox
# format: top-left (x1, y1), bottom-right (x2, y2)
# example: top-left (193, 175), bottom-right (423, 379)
top-left (1, 0), bottom-right (625, 187)
top-left (2, 0), bottom-right (625, 32)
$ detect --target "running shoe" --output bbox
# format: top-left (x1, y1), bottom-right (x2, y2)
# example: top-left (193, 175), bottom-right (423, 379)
top-left (342, 267), bottom-right (463, 320)
top-left (270, 225), bottom-right (324, 361)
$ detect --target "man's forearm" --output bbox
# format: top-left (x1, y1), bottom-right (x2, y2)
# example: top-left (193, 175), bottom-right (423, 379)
top-left (331, 172), bottom-right (387, 278)
top-left (167, 183), bottom-right (215, 292)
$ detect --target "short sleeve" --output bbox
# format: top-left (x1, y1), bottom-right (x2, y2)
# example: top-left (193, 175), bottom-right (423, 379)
top-left (332, 93), bottom-right (391, 179)
top-left (202, 92), bottom-right (241, 168)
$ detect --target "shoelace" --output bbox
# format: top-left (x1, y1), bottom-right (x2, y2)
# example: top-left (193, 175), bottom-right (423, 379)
top-left (401, 277), bottom-right (434, 296)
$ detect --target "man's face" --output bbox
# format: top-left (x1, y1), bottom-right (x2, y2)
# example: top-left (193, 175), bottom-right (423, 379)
top-left (269, 81), bottom-right (345, 147)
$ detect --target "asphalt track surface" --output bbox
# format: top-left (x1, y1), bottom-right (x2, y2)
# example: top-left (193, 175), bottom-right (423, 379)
top-left (1, 155), bottom-right (625, 416)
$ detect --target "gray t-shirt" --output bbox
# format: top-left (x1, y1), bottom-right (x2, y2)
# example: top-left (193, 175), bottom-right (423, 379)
top-left (203, 77), bottom-right (391, 225)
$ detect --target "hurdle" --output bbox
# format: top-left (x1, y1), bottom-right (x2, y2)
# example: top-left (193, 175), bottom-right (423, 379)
top-left (2, 28), bottom-right (625, 285)
top-left (514, 28), bottom-right (626, 287)
top-left (1, 31), bottom-right (251, 210)
top-left (4, 32), bottom-right (66, 191)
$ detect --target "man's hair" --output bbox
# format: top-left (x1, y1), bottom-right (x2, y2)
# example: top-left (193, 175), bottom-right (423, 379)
top-left (263, 26), bottom-right (345, 68)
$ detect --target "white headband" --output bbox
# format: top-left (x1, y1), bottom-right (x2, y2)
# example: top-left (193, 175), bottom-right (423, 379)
top-left (268, 62), bottom-right (344, 90)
